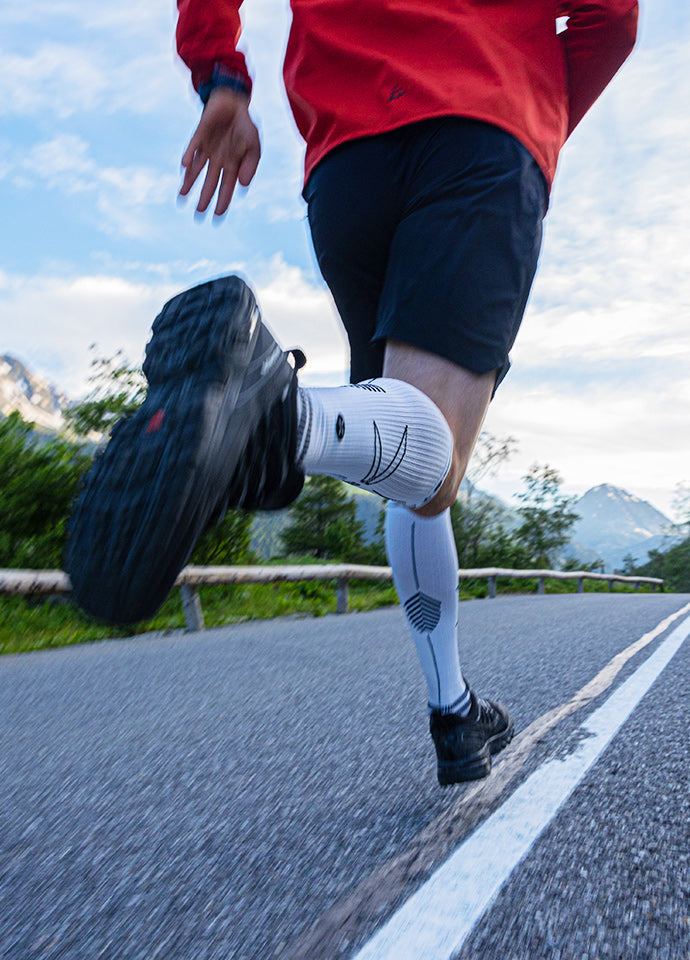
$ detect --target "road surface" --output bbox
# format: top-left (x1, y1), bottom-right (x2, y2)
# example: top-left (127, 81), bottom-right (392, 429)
top-left (1, 593), bottom-right (689, 960)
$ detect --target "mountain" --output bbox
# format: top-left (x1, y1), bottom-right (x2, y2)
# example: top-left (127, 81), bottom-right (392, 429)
top-left (252, 482), bottom-right (680, 569)
top-left (0, 355), bottom-right (67, 433)
top-left (567, 484), bottom-right (679, 571)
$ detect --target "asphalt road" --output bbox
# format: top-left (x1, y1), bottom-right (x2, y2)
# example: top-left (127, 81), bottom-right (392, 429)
top-left (1, 593), bottom-right (689, 960)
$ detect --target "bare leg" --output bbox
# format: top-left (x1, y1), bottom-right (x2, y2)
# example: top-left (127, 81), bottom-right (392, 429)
top-left (383, 339), bottom-right (495, 515)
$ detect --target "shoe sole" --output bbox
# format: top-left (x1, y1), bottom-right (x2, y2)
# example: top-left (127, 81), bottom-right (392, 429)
top-left (436, 718), bottom-right (515, 786)
top-left (66, 276), bottom-right (273, 625)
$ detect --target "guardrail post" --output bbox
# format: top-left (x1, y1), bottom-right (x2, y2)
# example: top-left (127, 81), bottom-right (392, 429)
top-left (537, 577), bottom-right (545, 595)
top-left (487, 576), bottom-right (497, 599)
top-left (608, 580), bottom-right (615, 592)
top-left (180, 585), bottom-right (204, 632)
top-left (577, 577), bottom-right (584, 594)
top-left (336, 578), bottom-right (349, 614)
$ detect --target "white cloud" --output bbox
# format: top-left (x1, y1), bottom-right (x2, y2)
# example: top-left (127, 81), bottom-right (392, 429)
top-left (0, 44), bottom-right (183, 119)
top-left (0, 0), bottom-right (185, 119)
top-left (24, 134), bottom-right (94, 192)
top-left (505, 28), bottom-right (690, 502)
top-left (0, 1), bottom-right (171, 35)
top-left (482, 375), bottom-right (689, 517)
top-left (0, 272), bottom-right (175, 397)
top-left (0, 46), bottom-right (110, 118)
top-left (253, 256), bottom-right (349, 377)
top-left (0, 258), bottom-right (348, 399)
top-left (515, 297), bottom-right (690, 367)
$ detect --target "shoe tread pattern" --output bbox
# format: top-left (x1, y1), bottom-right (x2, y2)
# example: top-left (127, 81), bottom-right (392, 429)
top-left (66, 277), bottom-right (265, 624)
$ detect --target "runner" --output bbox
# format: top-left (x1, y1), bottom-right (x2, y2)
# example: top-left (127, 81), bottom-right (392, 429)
top-left (67, 0), bottom-right (638, 785)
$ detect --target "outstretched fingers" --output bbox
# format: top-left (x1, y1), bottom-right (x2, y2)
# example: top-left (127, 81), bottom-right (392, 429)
top-left (178, 88), bottom-right (261, 217)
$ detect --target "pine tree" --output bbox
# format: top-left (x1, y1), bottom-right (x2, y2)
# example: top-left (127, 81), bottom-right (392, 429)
top-left (280, 475), bottom-right (366, 560)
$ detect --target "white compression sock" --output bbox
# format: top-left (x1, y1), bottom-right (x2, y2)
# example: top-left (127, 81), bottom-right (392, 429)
top-left (296, 379), bottom-right (453, 509)
top-left (385, 501), bottom-right (471, 714)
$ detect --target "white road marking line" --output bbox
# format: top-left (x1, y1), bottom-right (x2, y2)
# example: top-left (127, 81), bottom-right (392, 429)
top-left (351, 612), bottom-right (690, 960)
top-left (284, 603), bottom-right (690, 960)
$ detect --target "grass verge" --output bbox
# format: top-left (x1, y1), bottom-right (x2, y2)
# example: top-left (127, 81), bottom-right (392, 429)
top-left (0, 580), bottom-right (400, 656)
top-left (0, 577), bottom-right (659, 656)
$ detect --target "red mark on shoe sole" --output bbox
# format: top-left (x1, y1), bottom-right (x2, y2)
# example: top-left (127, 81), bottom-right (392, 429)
top-left (145, 409), bottom-right (165, 433)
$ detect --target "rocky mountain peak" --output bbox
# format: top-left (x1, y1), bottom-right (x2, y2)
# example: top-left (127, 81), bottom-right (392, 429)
top-left (570, 483), bottom-right (676, 569)
top-left (0, 355), bottom-right (67, 432)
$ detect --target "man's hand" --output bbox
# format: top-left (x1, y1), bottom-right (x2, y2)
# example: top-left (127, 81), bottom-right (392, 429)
top-left (179, 87), bottom-right (261, 217)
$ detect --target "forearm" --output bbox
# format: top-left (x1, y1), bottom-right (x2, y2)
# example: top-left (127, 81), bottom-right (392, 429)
top-left (176, 0), bottom-right (252, 99)
top-left (557, 0), bottom-right (639, 136)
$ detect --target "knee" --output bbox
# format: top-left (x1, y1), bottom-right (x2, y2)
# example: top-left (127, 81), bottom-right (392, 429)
top-left (411, 448), bottom-right (466, 517)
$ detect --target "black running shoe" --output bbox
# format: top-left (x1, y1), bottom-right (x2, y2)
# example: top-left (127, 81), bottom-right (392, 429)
top-left (430, 693), bottom-right (514, 786)
top-left (65, 275), bottom-right (305, 625)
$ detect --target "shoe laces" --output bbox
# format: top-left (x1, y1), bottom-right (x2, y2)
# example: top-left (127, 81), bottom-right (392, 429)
top-left (227, 350), bottom-right (305, 511)
top-left (475, 696), bottom-right (498, 724)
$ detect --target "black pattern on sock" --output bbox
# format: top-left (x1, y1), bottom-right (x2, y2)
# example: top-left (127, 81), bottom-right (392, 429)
top-left (435, 687), bottom-right (472, 716)
top-left (404, 592), bottom-right (442, 633)
top-left (354, 382), bottom-right (386, 392)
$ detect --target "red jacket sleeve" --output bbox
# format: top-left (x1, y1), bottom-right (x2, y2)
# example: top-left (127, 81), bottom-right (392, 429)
top-left (176, 0), bottom-right (251, 94)
top-left (557, 1), bottom-right (639, 136)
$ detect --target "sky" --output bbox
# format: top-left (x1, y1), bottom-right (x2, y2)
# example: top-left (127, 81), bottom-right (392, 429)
top-left (1, 1), bottom-right (688, 518)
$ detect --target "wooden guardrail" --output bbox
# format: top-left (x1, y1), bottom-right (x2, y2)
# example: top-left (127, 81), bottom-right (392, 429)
top-left (0, 565), bottom-right (665, 632)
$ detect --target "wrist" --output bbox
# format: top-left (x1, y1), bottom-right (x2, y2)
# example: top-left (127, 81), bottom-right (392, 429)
top-left (198, 64), bottom-right (252, 105)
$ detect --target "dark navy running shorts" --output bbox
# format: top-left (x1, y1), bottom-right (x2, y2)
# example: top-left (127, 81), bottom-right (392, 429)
top-left (304, 117), bottom-right (548, 389)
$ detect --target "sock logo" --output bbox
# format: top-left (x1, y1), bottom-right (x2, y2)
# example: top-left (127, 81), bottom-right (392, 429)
top-left (336, 414), bottom-right (345, 441)
top-left (360, 422), bottom-right (407, 485)
top-left (404, 592), bottom-right (442, 633)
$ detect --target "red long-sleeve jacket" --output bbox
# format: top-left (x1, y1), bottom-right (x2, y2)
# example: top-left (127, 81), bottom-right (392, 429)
top-left (176, 0), bottom-right (638, 188)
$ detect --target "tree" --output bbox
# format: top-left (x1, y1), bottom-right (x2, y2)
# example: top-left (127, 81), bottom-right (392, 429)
top-left (64, 350), bottom-right (146, 438)
top-left (638, 539), bottom-right (690, 593)
top-left (562, 555), bottom-right (605, 573)
top-left (450, 431), bottom-right (520, 568)
top-left (450, 494), bottom-right (522, 568)
top-left (0, 351), bottom-right (254, 572)
top-left (0, 413), bottom-right (92, 568)
top-left (190, 510), bottom-right (254, 565)
top-left (280, 474), bottom-right (366, 560)
top-left (514, 463), bottom-right (580, 567)
top-left (365, 504), bottom-right (388, 565)
top-left (466, 432), bottom-right (518, 492)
